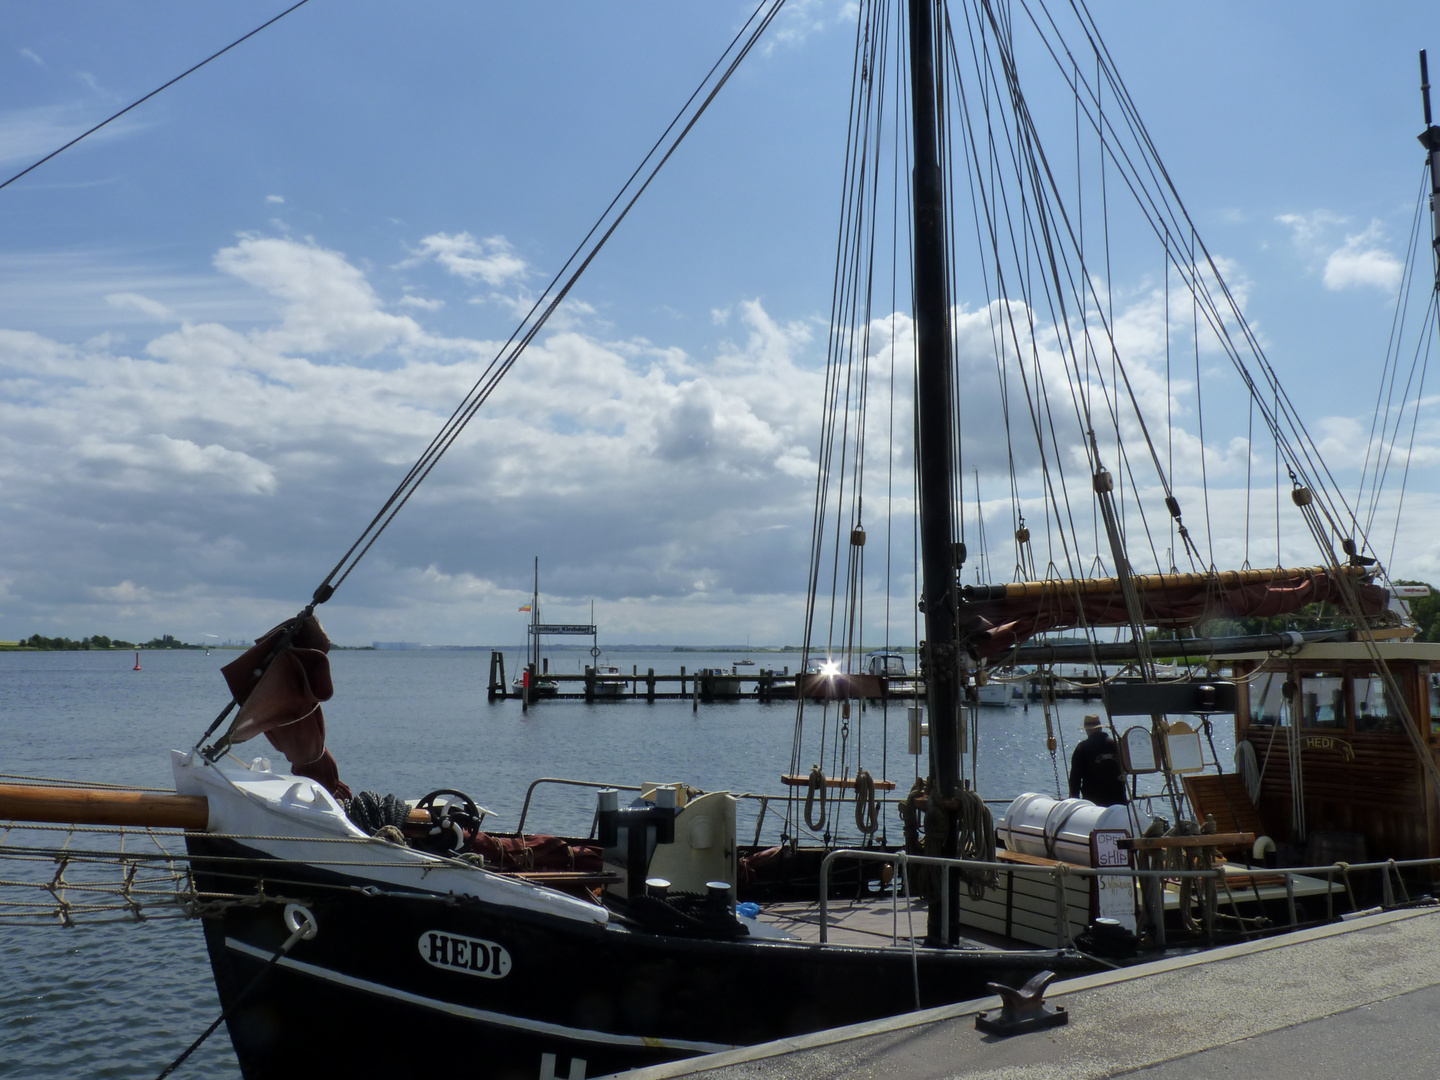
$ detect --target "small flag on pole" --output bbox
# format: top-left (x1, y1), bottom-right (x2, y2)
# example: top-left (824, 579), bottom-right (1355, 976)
top-left (518, 605), bottom-right (532, 612)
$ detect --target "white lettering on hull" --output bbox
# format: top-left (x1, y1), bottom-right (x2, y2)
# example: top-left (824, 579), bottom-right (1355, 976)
top-left (419, 930), bottom-right (513, 978)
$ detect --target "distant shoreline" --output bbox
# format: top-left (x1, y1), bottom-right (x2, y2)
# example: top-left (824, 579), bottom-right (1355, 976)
top-left (0, 641), bottom-right (920, 653)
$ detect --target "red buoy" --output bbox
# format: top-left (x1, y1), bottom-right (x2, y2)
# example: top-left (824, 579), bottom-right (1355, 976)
top-left (133, 651), bottom-right (142, 671)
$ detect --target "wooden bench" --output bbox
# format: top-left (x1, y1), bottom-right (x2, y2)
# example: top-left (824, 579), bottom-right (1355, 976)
top-left (1182, 773), bottom-right (1265, 856)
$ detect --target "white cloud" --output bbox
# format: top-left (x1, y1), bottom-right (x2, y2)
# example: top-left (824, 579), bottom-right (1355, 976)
top-left (89, 581), bottom-right (150, 603)
top-left (76, 433), bottom-right (278, 495)
top-left (105, 292), bottom-right (175, 321)
top-left (2, 226), bottom-right (1428, 646)
top-left (20, 47), bottom-right (44, 67)
top-left (407, 232), bottom-right (528, 287)
top-left (265, 194), bottom-right (285, 204)
top-left (1276, 210), bottom-right (1345, 251)
top-left (766, 0), bottom-right (850, 50)
top-left (0, 103), bottom-right (144, 167)
top-left (0, 236), bottom-right (836, 641)
top-left (398, 295), bottom-right (444, 311)
top-left (1323, 223), bottom-right (1404, 291)
top-left (212, 234), bottom-right (449, 356)
top-left (1278, 211), bottom-right (1403, 292)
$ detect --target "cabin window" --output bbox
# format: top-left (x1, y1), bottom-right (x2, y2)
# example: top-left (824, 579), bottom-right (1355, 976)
top-left (1249, 671), bottom-right (1288, 727)
top-left (1300, 673), bottom-right (1345, 729)
top-left (1354, 676), bottom-right (1404, 733)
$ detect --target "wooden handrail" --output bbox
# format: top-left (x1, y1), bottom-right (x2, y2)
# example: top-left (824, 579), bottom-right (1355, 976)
top-left (779, 774), bottom-right (897, 791)
top-left (1117, 832), bottom-right (1255, 851)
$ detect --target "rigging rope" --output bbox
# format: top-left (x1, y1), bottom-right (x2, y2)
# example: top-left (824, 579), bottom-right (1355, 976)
top-left (312, 0), bottom-right (789, 608)
top-left (0, 0), bottom-right (316, 194)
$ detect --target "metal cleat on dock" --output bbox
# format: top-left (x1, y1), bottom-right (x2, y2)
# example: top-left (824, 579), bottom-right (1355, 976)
top-left (975, 969), bottom-right (1068, 1036)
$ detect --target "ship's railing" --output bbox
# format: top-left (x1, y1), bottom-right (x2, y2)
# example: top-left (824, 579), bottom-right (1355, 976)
top-left (514, 778), bottom-right (1204, 857)
top-left (514, 775), bottom-right (918, 847)
top-left (815, 847), bottom-right (1440, 947)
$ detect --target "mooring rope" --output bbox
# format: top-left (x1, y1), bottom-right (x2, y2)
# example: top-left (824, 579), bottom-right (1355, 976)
top-left (152, 906), bottom-right (317, 1079)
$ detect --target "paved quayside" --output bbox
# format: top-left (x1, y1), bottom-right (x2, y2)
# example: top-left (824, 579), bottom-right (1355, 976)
top-left (611, 907), bottom-right (1440, 1080)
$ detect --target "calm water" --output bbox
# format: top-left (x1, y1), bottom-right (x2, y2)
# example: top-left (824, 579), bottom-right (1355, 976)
top-left (0, 648), bottom-right (1226, 1077)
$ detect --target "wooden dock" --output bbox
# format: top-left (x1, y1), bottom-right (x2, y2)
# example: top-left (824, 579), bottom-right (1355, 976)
top-left (486, 652), bottom-right (803, 703)
top-left (620, 907), bottom-right (1440, 1080)
top-left (485, 652), bottom-right (1103, 706)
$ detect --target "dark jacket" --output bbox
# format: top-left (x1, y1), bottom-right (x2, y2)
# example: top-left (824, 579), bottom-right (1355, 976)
top-left (1069, 730), bottom-right (1127, 806)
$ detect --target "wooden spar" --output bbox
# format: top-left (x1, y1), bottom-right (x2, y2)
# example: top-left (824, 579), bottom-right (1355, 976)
top-left (1011, 627), bottom-right (1352, 665)
top-left (963, 564), bottom-right (1367, 601)
top-left (0, 783), bottom-right (436, 830)
top-left (0, 784), bottom-right (210, 829)
top-left (780, 774), bottom-right (898, 792)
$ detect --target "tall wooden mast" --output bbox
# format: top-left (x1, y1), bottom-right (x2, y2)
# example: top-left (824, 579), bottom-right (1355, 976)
top-left (1421, 51), bottom-right (1440, 292)
top-left (908, 0), bottom-right (963, 941)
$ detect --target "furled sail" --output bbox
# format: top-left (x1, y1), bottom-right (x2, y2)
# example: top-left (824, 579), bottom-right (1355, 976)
top-left (219, 615), bottom-right (349, 797)
top-left (959, 566), bottom-right (1388, 660)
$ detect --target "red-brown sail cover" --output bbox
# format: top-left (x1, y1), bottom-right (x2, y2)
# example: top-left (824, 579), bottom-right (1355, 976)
top-left (960, 568), bottom-right (1388, 660)
top-left (220, 616), bottom-right (349, 798)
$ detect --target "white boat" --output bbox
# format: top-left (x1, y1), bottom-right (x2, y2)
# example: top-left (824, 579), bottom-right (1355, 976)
top-left (592, 665), bottom-right (629, 697)
top-left (863, 650), bottom-right (923, 698)
top-left (972, 680), bottom-right (1010, 707)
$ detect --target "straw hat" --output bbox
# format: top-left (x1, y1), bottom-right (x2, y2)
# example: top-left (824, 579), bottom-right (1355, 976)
top-left (1082, 714), bottom-right (1102, 732)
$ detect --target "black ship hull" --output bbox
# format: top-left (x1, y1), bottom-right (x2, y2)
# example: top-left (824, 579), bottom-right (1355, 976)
top-left (190, 837), bottom-right (1086, 1079)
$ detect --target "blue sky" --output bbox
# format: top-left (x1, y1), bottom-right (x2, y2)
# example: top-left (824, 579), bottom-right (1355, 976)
top-left (0, 1), bottom-right (1436, 647)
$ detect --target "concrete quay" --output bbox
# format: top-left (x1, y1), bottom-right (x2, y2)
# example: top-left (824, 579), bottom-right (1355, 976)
top-left (614, 906), bottom-right (1440, 1080)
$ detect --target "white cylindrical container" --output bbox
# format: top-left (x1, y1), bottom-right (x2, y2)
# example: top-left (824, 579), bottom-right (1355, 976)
top-left (998, 792), bottom-right (1131, 866)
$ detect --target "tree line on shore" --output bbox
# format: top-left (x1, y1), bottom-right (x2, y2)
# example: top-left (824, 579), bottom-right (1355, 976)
top-left (7, 633), bottom-right (204, 651)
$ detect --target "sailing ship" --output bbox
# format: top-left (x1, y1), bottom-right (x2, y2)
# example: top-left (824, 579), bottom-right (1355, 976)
top-left (5, 4), bottom-right (1440, 1079)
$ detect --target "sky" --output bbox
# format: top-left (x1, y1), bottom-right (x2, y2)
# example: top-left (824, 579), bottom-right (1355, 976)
top-left (0, 1), bottom-right (1437, 648)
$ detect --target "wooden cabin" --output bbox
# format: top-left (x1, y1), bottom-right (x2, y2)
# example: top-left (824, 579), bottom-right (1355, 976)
top-left (1229, 640), bottom-right (1440, 865)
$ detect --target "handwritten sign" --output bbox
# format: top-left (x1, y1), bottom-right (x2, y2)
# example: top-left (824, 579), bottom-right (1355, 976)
top-left (1121, 726), bottom-right (1159, 773)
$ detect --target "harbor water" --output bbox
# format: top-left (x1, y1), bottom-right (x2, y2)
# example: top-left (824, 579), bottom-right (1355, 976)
top-left (0, 647), bottom-right (1230, 1077)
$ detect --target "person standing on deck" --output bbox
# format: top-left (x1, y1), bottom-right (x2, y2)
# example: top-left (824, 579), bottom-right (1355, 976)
top-left (1069, 714), bottom-right (1127, 806)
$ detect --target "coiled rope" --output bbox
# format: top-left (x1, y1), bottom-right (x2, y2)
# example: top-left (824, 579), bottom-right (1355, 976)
top-left (955, 788), bottom-right (998, 900)
top-left (804, 765), bottom-right (828, 831)
top-left (854, 768), bottom-right (879, 836)
top-left (341, 791), bottom-right (410, 835)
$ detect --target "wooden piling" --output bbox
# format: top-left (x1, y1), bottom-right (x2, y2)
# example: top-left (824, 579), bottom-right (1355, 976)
top-left (487, 650), bottom-right (507, 701)
top-left (646, 667), bottom-right (655, 702)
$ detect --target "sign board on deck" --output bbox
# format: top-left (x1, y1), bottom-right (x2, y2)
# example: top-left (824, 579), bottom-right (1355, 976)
top-left (1090, 829), bottom-right (1136, 932)
top-left (1120, 726), bottom-right (1160, 773)
top-left (1164, 721), bottom-right (1205, 773)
